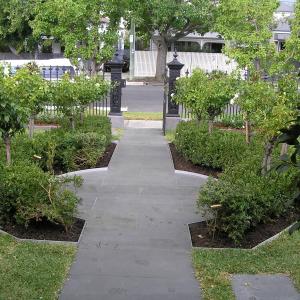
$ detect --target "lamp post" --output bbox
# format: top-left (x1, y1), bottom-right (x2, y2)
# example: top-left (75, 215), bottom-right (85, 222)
top-left (165, 51), bottom-right (184, 130)
top-left (106, 50), bottom-right (124, 128)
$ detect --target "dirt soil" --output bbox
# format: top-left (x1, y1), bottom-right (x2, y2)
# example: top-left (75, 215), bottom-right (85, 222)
top-left (2, 218), bottom-right (85, 242)
top-left (189, 209), bottom-right (300, 249)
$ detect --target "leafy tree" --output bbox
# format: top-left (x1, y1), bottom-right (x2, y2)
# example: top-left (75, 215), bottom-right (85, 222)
top-left (0, 0), bottom-right (41, 55)
top-left (215, 0), bottom-right (279, 74)
top-left (174, 69), bottom-right (236, 133)
top-left (32, 0), bottom-right (125, 74)
top-left (216, 0), bottom-right (280, 142)
top-left (51, 74), bottom-right (109, 129)
top-left (128, 0), bottom-right (215, 81)
top-left (13, 63), bottom-right (49, 138)
top-left (236, 75), bottom-right (299, 174)
top-left (0, 67), bottom-right (29, 164)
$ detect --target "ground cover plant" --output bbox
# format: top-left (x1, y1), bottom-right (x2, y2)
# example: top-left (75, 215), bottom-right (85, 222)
top-left (0, 234), bottom-right (76, 300)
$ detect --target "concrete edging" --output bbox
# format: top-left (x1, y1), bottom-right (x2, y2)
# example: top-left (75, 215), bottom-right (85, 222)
top-left (175, 169), bottom-right (209, 179)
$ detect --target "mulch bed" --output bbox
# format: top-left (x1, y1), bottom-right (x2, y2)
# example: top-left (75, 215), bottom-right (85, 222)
top-left (96, 143), bottom-right (117, 168)
top-left (169, 143), bottom-right (221, 178)
top-left (189, 209), bottom-right (300, 249)
top-left (2, 217), bottom-right (85, 242)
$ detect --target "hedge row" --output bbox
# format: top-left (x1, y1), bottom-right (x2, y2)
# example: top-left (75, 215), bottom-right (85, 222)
top-left (174, 121), bottom-right (299, 244)
top-left (0, 116), bottom-right (112, 230)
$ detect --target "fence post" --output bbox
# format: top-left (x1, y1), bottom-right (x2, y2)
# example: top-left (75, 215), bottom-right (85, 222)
top-left (165, 51), bottom-right (184, 131)
top-left (106, 50), bottom-right (124, 128)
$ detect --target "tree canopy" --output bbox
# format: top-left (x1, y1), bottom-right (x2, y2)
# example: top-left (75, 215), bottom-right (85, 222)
top-left (215, 0), bottom-right (279, 73)
top-left (31, 0), bottom-right (126, 72)
top-left (0, 0), bottom-right (41, 55)
top-left (128, 0), bottom-right (215, 80)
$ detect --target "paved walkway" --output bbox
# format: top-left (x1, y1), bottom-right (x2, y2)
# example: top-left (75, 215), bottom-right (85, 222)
top-left (60, 128), bottom-right (206, 300)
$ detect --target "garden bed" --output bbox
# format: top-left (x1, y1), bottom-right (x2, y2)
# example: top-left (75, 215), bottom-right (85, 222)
top-left (189, 208), bottom-right (300, 249)
top-left (169, 143), bottom-right (221, 178)
top-left (1, 217), bottom-right (85, 242)
top-left (95, 142), bottom-right (117, 168)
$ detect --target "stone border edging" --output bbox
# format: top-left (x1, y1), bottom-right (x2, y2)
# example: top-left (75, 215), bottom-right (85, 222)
top-left (175, 169), bottom-right (209, 179)
top-left (58, 167), bottom-right (108, 177)
top-left (0, 219), bottom-right (87, 246)
top-left (189, 222), bottom-right (297, 251)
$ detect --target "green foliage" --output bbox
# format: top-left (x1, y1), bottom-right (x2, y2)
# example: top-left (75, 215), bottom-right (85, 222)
top-left (174, 69), bottom-right (237, 131)
top-left (13, 63), bottom-right (49, 116)
top-left (31, 0), bottom-right (124, 67)
top-left (50, 74), bottom-right (109, 129)
top-left (128, 0), bottom-right (215, 79)
top-left (217, 114), bottom-right (244, 129)
top-left (174, 121), bottom-right (258, 170)
top-left (198, 144), bottom-right (299, 244)
top-left (0, 0), bottom-right (41, 54)
top-left (237, 76), bottom-right (299, 139)
top-left (215, 0), bottom-right (279, 71)
top-left (0, 116), bottom-right (112, 173)
top-left (0, 66), bottom-right (30, 163)
top-left (39, 130), bottom-right (107, 173)
top-left (283, 0), bottom-right (300, 64)
top-left (0, 161), bottom-right (82, 230)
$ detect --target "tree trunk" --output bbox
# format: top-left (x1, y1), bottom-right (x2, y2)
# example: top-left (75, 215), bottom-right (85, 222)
top-left (280, 143), bottom-right (289, 156)
top-left (8, 45), bottom-right (20, 56)
top-left (245, 119), bottom-right (251, 144)
top-left (70, 116), bottom-right (75, 130)
top-left (29, 115), bottom-right (35, 139)
top-left (4, 135), bottom-right (11, 165)
top-left (208, 119), bottom-right (214, 134)
top-left (155, 39), bottom-right (168, 82)
top-left (261, 136), bottom-right (277, 176)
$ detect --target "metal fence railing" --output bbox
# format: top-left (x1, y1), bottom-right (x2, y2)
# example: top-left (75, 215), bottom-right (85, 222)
top-left (7, 65), bottom-right (110, 118)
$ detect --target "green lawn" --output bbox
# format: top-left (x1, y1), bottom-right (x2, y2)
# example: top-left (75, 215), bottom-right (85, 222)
top-left (193, 231), bottom-right (300, 300)
top-left (0, 235), bottom-right (76, 300)
top-left (124, 112), bottom-right (163, 120)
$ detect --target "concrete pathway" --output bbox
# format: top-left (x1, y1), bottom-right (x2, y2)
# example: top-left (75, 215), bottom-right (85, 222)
top-left (60, 128), bottom-right (206, 300)
top-left (232, 275), bottom-right (300, 300)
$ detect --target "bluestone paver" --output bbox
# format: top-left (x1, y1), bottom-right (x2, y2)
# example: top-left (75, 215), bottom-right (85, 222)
top-left (60, 128), bottom-right (206, 300)
top-left (232, 274), bottom-right (300, 300)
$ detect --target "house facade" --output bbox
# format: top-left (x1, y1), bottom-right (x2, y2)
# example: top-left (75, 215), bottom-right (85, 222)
top-left (150, 0), bottom-right (295, 53)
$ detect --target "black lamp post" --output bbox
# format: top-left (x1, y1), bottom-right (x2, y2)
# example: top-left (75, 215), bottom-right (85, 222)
top-left (106, 50), bottom-right (124, 115)
top-left (167, 51), bottom-right (184, 117)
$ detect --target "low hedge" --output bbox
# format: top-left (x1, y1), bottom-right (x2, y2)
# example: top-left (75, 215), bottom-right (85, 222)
top-left (174, 121), bottom-right (299, 244)
top-left (1, 116), bottom-right (112, 173)
top-left (174, 121), bottom-right (263, 170)
top-left (0, 161), bottom-right (82, 230)
top-left (0, 116), bottom-right (111, 230)
top-left (198, 154), bottom-right (299, 244)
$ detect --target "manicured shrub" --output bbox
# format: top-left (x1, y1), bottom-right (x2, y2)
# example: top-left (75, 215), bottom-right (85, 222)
top-left (174, 121), bottom-right (262, 170)
top-left (198, 153), bottom-right (299, 244)
top-left (0, 116), bottom-right (112, 173)
top-left (0, 161), bottom-right (82, 230)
